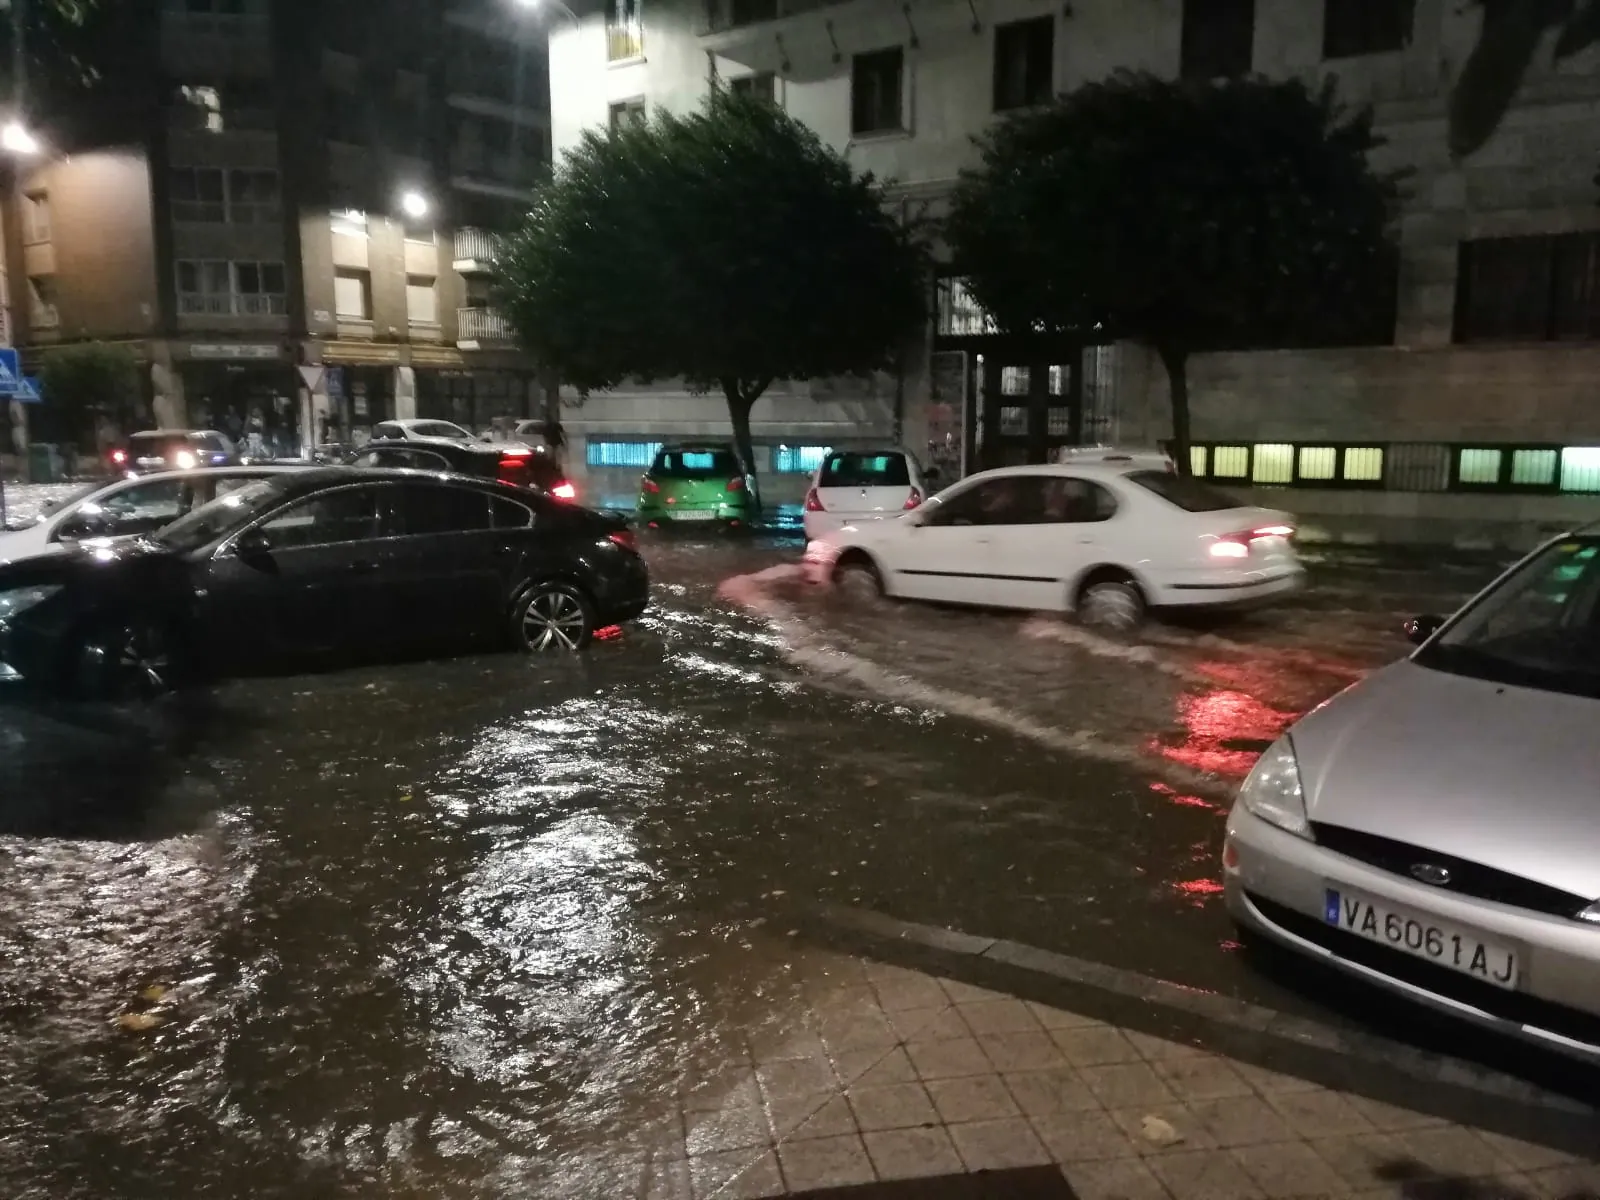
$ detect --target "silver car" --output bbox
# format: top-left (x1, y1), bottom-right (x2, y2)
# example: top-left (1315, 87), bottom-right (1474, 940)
top-left (1225, 533), bottom-right (1600, 1064)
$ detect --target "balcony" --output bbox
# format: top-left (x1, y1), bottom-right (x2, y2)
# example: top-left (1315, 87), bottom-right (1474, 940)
top-left (457, 306), bottom-right (514, 346)
top-left (453, 228), bottom-right (502, 273)
top-left (701, 0), bottom-right (830, 34)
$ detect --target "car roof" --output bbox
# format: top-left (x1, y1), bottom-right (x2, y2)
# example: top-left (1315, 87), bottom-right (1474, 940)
top-left (370, 435), bottom-right (502, 455)
top-left (129, 428), bottom-right (215, 439)
top-left (107, 464), bottom-right (306, 484)
top-left (956, 462), bottom-right (1157, 482)
top-left (267, 465), bottom-right (542, 497)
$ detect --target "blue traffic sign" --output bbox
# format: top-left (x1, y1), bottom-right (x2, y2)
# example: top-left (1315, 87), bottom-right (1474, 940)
top-left (17, 375), bottom-right (41, 403)
top-left (0, 348), bottom-right (19, 396)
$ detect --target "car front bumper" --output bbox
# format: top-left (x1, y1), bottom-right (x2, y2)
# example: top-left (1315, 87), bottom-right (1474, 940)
top-left (1224, 801), bottom-right (1600, 1064)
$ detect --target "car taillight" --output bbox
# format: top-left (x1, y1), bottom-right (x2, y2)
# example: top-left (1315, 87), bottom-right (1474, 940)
top-left (1254, 524), bottom-right (1295, 539)
top-left (500, 450), bottom-right (529, 462)
top-left (641, 476), bottom-right (660, 494)
top-left (1210, 533), bottom-right (1253, 559)
top-left (903, 487), bottom-right (923, 511)
top-left (726, 477), bottom-right (745, 492)
top-left (608, 530), bottom-right (636, 552)
top-left (111, 450), bottom-right (127, 464)
top-left (804, 487), bottom-right (824, 512)
top-left (551, 481), bottom-right (577, 501)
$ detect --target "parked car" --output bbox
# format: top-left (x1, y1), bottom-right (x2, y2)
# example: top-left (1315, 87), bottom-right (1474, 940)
top-left (802, 463), bottom-right (1302, 630)
top-left (369, 418), bottom-right (479, 444)
top-left (635, 443), bottom-right (753, 529)
top-left (111, 430), bottom-right (237, 475)
top-left (1225, 533), bottom-right (1600, 1065)
top-left (346, 437), bottom-right (576, 501)
top-left (0, 468), bottom-right (649, 697)
top-left (803, 449), bottom-right (927, 540)
top-left (0, 465), bottom-right (309, 566)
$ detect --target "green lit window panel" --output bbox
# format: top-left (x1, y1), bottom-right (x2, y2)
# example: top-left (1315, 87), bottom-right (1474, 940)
top-left (1190, 445), bottom-right (1208, 477)
top-left (1343, 447), bottom-right (1384, 482)
top-left (1511, 448), bottom-right (1557, 486)
top-left (1297, 446), bottom-right (1336, 480)
top-left (1212, 445), bottom-right (1249, 478)
top-left (1560, 447), bottom-right (1600, 493)
top-left (1457, 448), bottom-right (1502, 485)
top-left (1252, 443), bottom-right (1294, 484)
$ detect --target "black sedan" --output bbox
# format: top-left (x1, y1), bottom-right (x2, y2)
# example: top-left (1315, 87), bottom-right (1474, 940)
top-left (0, 468), bottom-right (649, 697)
top-left (345, 437), bottom-right (577, 501)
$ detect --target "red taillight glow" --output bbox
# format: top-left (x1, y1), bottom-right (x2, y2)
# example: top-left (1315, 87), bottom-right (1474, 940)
top-left (595, 624), bottom-right (624, 641)
top-left (551, 481), bottom-right (578, 500)
top-left (804, 487), bottom-right (824, 512)
top-left (903, 487), bottom-right (923, 511)
top-left (607, 530), bottom-right (636, 552)
top-left (1210, 539), bottom-right (1251, 559)
top-left (111, 450), bottom-right (127, 464)
top-left (641, 476), bottom-right (660, 494)
top-left (1254, 524), bottom-right (1294, 539)
top-left (726, 476), bottom-right (745, 493)
top-left (500, 451), bottom-right (529, 462)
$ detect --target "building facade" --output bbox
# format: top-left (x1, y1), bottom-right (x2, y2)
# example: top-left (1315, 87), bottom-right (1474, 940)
top-left (3, 0), bottom-right (552, 459)
top-left (547, 0), bottom-right (1600, 542)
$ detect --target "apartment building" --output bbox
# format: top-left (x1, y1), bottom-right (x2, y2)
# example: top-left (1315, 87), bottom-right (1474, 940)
top-left (548, 0), bottom-right (1600, 542)
top-left (3, 0), bottom-right (551, 455)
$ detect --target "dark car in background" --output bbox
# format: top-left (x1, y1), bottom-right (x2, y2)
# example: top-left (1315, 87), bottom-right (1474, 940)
top-left (346, 437), bottom-right (578, 501)
top-left (111, 429), bottom-right (238, 475)
top-left (0, 468), bottom-right (649, 697)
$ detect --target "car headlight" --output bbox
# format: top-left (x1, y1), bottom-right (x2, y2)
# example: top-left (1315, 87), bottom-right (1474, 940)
top-left (1237, 735), bottom-right (1311, 839)
top-left (0, 584), bottom-right (62, 621)
top-left (1578, 901), bottom-right (1600, 925)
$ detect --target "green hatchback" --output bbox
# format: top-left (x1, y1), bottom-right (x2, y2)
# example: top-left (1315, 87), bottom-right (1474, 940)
top-left (636, 443), bottom-right (753, 529)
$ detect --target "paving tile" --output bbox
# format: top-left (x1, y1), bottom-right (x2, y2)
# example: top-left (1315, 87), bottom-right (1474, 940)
top-left (684, 1067), bottom-right (760, 1113)
top-left (1151, 1056), bottom-right (1254, 1102)
top-left (756, 1056), bottom-right (836, 1102)
top-left (979, 1029), bottom-right (1068, 1073)
top-left (1078, 1062), bottom-right (1180, 1109)
top-left (1394, 1126), bottom-right (1514, 1177)
top-left (1474, 1130), bottom-right (1581, 1172)
top-left (686, 1104), bottom-right (770, 1156)
top-left (939, 977), bottom-right (1009, 1004)
top-left (1523, 1161), bottom-right (1600, 1197)
top-left (747, 1026), bottom-right (828, 1066)
top-left (1147, 1147), bottom-right (1267, 1200)
top-left (862, 1126), bottom-right (964, 1181)
top-left (1032, 1109), bottom-right (1143, 1163)
top-left (948, 1116), bottom-right (1053, 1171)
top-left (767, 1093), bottom-right (858, 1143)
top-left (1306, 1131), bottom-right (1411, 1189)
top-left (1230, 1062), bottom-right (1321, 1095)
top-left (1052, 1025), bottom-right (1145, 1067)
top-left (1029, 1002), bottom-right (1105, 1031)
top-left (887, 1005), bottom-right (966, 1043)
top-left (845, 1082), bottom-right (939, 1132)
top-left (1186, 1095), bottom-right (1298, 1148)
top-left (833, 1046), bottom-right (917, 1089)
top-left (1004, 1068), bottom-right (1101, 1120)
top-left (1263, 1087), bottom-right (1376, 1139)
top-left (926, 1074), bottom-right (1020, 1124)
top-left (867, 968), bottom-right (950, 1011)
top-left (1231, 1140), bottom-right (1348, 1198)
top-left (958, 998), bottom-right (1045, 1035)
top-left (905, 1036), bottom-right (993, 1080)
top-left (642, 1156), bottom-right (694, 1200)
top-left (689, 1148), bottom-right (784, 1199)
top-left (1125, 1030), bottom-right (1208, 1062)
top-left (1340, 1092), bottom-right (1450, 1133)
top-left (1107, 1104), bottom-right (1218, 1155)
top-left (1060, 1155), bottom-right (1173, 1200)
top-left (776, 1133), bottom-right (877, 1191)
top-left (817, 1010), bottom-right (899, 1055)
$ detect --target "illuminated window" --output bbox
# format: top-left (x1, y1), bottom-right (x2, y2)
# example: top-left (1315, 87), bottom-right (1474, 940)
top-left (1211, 445), bottom-right (1249, 478)
top-left (585, 441), bottom-right (661, 469)
top-left (1456, 448), bottom-right (1502, 485)
top-left (1252, 443), bottom-right (1294, 484)
top-left (1560, 447), bottom-right (1600, 493)
top-left (773, 445), bottom-right (830, 473)
top-left (1190, 445), bottom-right (1208, 477)
top-left (1511, 448), bottom-right (1557, 487)
top-left (1297, 446), bottom-right (1336, 481)
top-left (1342, 447), bottom-right (1384, 482)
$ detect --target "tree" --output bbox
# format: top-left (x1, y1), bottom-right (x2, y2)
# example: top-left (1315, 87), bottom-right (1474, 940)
top-left (945, 73), bottom-right (1400, 474)
top-left (37, 341), bottom-right (140, 447)
top-left (496, 90), bottom-right (926, 504)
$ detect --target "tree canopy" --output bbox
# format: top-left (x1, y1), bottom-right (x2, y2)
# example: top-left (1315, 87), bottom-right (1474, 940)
top-left (497, 89), bottom-right (926, 497)
top-left (37, 341), bottom-right (140, 445)
top-left (945, 72), bottom-right (1400, 472)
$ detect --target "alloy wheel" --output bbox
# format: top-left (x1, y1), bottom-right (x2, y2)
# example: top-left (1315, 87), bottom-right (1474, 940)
top-left (83, 621), bottom-right (171, 697)
top-left (521, 587), bottom-right (589, 652)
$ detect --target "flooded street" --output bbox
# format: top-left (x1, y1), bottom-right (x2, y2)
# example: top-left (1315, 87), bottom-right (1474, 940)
top-left (1, 530), bottom-right (1575, 1199)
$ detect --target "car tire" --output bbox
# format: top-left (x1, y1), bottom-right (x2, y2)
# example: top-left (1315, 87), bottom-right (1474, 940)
top-left (834, 559), bottom-right (885, 604)
top-left (512, 580), bottom-right (596, 653)
top-left (1077, 580), bottom-right (1145, 633)
top-left (68, 617), bottom-right (176, 700)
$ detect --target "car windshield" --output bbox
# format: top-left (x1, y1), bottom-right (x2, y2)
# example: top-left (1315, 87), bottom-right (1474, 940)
top-left (16, 479), bottom-right (112, 526)
top-left (651, 449), bottom-right (739, 480)
top-left (1126, 470), bottom-right (1242, 513)
top-left (1416, 537), bottom-right (1600, 700)
top-left (412, 421), bottom-right (471, 439)
top-left (820, 452), bottom-right (910, 488)
top-left (154, 477), bottom-right (292, 553)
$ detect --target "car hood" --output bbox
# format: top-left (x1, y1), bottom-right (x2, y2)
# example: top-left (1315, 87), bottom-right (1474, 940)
top-left (1292, 659), bottom-right (1600, 901)
top-left (0, 536), bottom-right (173, 587)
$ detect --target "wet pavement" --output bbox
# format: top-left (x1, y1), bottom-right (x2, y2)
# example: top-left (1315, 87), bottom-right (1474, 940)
top-left (2, 523), bottom-right (1591, 1199)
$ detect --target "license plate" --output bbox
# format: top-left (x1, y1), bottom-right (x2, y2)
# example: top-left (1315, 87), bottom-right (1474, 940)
top-left (671, 510), bottom-right (717, 521)
top-left (1324, 887), bottom-right (1519, 989)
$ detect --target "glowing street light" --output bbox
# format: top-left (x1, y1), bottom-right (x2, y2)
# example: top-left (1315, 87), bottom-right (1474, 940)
top-left (2, 121), bottom-right (40, 156)
top-left (399, 190), bottom-right (429, 219)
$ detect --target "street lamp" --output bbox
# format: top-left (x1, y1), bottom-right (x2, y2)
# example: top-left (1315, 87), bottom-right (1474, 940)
top-left (515, 0), bottom-right (580, 22)
top-left (1, 120), bottom-right (39, 156)
top-left (400, 189), bottom-right (430, 219)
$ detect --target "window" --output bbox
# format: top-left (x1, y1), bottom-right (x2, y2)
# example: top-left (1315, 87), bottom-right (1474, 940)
top-left (1560, 448), bottom-right (1600, 494)
top-left (1210, 445), bottom-right (1249, 478)
top-left (851, 48), bottom-right (904, 136)
top-left (334, 268), bottom-right (372, 320)
top-left (606, 0), bottom-right (644, 61)
top-left (227, 169), bottom-right (279, 223)
top-left (63, 480), bottom-right (186, 540)
top-left (819, 452), bottom-right (908, 487)
top-left (177, 259), bottom-right (232, 314)
top-left (1457, 448), bottom-right (1502, 486)
top-left (1128, 472), bottom-right (1242, 513)
top-left (1040, 477), bottom-right (1117, 523)
top-left (608, 98), bottom-right (646, 131)
top-left (232, 261), bottom-right (286, 314)
top-left (935, 278), bottom-right (997, 336)
top-left (397, 484), bottom-right (492, 535)
top-left (1455, 233), bottom-right (1600, 343)
top-left (1189, 445), bottom-right (1208, 477)
top-left (774, 445), bottom-right (830, 474)
top-left (406, 276), bottom-right (438, 326)
top-left (175, 84), bottom-right (224, 132)
top-left (1181, 0), bottom-right (1255, 80)
top-left (729, 71), bottom-right (776, 103)
top-left (1512, 448), bottom-right (1558, 487)
top-left (586, 440), bottom-right (661, 468)
top-left (651, 448), bottom-right (741, 478)
top-left (993, 16), bottom-right (1053, 111)
top-left (331, 208), bottom-right (368, 238)
top-left (27, 277), bottom-right (58, 328)
top-left (491, 496), bottom-right (535, 529)
top-left (1251, 443), bottom-right (1294, 484)
top-left (1296, 446), bottom-right (1337, 481)
top-left (171, 167), bottom-right (225, 222)
top-left (22, 191), bottom-right (50, 243)
top-left (259, 486), bottom-right (392, 549)
top-left (1323, 0), bottom-right (1413, 59)
top-left (927, 477), bottom-right (1090, 526)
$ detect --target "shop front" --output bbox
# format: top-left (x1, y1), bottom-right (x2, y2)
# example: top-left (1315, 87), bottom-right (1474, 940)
top-left (181, 346), bottom-right (300, 458)
top-left (416, 368), bottom-right (535, 433)
top-left (321, 365), bottom-right (395, 447)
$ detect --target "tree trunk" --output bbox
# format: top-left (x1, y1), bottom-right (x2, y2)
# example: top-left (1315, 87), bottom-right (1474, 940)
top-left (538, 366), bottom-right (565, 456)
top-left (1157, 344), bottom-right (1193, 478)
top-left (722, 379), bottom-right (762, 515)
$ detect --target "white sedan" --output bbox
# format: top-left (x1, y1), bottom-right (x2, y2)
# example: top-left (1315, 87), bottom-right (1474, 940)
top-left (802, 463), bottom-right (1304, 629)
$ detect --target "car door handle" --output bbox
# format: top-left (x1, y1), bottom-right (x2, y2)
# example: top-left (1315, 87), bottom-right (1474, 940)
top-left (492, 544), bottom-right (516, 557)
top-left (348, 559), bottom-right (378, 574)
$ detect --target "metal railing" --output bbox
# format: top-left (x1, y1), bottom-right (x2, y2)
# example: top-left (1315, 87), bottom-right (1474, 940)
top-left (457, 307), bottom-right (513, 341)
top-left (453, 227), bottom-right (501, 265)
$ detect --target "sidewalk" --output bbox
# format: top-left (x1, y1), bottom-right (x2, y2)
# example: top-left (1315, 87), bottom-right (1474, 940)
top-left (611, 946), bottom-right (1597, 1200)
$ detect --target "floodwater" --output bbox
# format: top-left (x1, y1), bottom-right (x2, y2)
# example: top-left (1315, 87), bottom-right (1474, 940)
top-left (0, 531), bottom-right (1527, 1197)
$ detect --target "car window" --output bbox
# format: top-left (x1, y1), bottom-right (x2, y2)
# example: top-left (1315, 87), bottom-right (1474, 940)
top-left (497, 455), bottom-right (562, 489)
top-left (924, 477), bottom-right (1052, 526)
top-left (651, 449), bottom-right (740, 479)
top-left (371, 423), bottom-right (403, 441)
top-left (196, 434), bottom-right (230, 455)
top-left (156, 477), bottom-right (293, 553)
top-left (820, 452), bottom-right (910, 488)
top-left (1039, 477), bottom-right (1118, 523)
top-left (258, 485), bottom-right (393, 549)
top-left (396, 483), bottom-right (493, 535)
top-left (492, 496), bottom-right (536, 529)
top-left (411, 421), bottom-right (471, 439)
top-left (1126, 470), bottom-right (1241, 513)
top-left (60, 479), bottom-right (188, 539)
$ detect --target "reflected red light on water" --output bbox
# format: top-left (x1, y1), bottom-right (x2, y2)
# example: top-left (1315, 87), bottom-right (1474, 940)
top-left (1154, 688), bottom-right (1295, 780)
top-left (1149, 781), bottom-right (1218, 812)
top-left (594, 625), bottom-right (624, 641)
top-left (1171, 878), bottom-right (1224, 906)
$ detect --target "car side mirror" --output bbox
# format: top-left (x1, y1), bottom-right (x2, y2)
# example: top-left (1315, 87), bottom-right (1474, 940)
top-left (1404, 614), bottom-right (1444, 645)
top-left (56, 513), bottom-right (106, 541)
top-left (234, 528), bottom-right (273, 558)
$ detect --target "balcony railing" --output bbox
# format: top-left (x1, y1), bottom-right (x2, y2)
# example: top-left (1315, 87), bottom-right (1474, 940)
top-left (453, 227), bottom-right (502, 267)
top-left (702, 0), bottom-right (829, 33)
top-left (179, 293), bottom-right (287, 317)
top-left (457, 306), bottom-right (513, 342)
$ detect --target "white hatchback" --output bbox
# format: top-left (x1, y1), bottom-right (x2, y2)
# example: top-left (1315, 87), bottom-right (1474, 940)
top-left (803, 463), bottom-right (1304, 629)
top-left (802, 449), bottom-right (926, 540)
